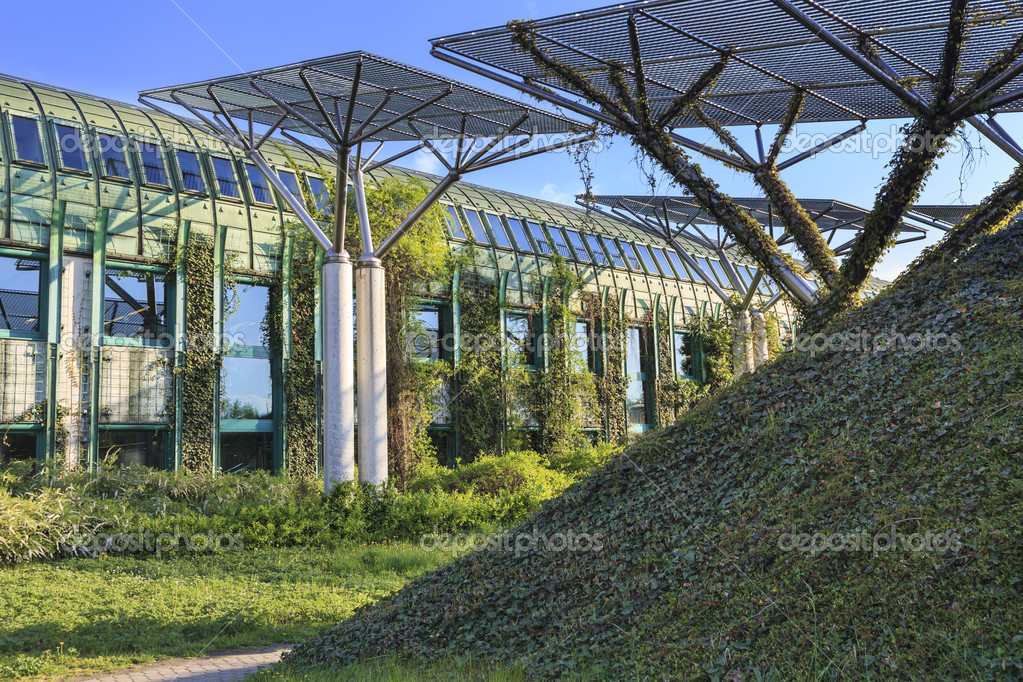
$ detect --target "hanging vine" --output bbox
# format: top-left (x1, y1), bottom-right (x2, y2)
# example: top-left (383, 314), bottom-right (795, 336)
top-left (584, 291), bottom-right (628, 443)
top-left (689, 311), bottom-right (734, 392)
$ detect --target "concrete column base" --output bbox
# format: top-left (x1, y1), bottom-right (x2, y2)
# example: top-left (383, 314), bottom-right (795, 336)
top-left (356, 256), bottom-right (388, 485)
top-left (322, 251), bottom-right (355, 492)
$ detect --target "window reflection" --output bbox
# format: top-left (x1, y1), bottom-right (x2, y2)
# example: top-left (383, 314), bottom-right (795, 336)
top-left (221, 357), bottom-right (272, 419)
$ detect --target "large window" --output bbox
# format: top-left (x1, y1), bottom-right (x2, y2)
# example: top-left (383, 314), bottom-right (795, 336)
top-left (220, 432), bottom-right (273, 473)
top-left (601, 237), bottom-right (625, 268)
top-left (574, 320), bottom-right (595, 372)
top-left (10, 116), bottom-right (45, 164)
top-left (528, 221), bottom-right (552, 255)
top-left (98, 430), bottom-right (165, 468)
top-left (211, 156), bottom-right (240, 198)
top-left (666, 250), bottom-right (690, 280)
top-left (653, 248), bottom-right (677, 278)
top-left (0, 433), bottom-right (38, 462)
top-left (97, 133), bottom-right (130, 179)
top-left (674, 331), bottom-right (693, 378)
top-left (462, 209), bottom-right (491, 245)
top-left (176, 150), bottom-right (206, 192)
top-left (586, 234), bottom-right (608, 266)
top-left (410, 305), bottom-right (443, 360)
top-left (443, 205), bottom-right (466, 239)
top-left (278, 169), bottom-right (302, 203)
top-left (103, 269), bottom-right (167, 340)
top-left (223, 283), bottom-right (269, 348)
top-left (548, 225), bottom-right (572, 259)
top-left (0, 256), bottom-right (43, 336)
top-left (506, 312), bottom-right (536, 367)
top-left (635, 244), bottom-right (659, 274)
top-left (136, 140), bottom-right (168, 185)
top-left (220, 357), bottom-right (273, 419)
top-left (620, 242), bottom-right (642, 270)
top-left (306, 176), bottom-right (332, 215)
top-left (566, 230), bottom-right (590, 263)
top-left (625, 327), bottom-right (647, 427)
top-left (245, 164), bottom-right (274, 205)
top-left (54, 123), bottom-right (89, 171)
top-left (485, 213), bottom-right (513, 249)
top-left (506, 218), bottom-right (533, 252)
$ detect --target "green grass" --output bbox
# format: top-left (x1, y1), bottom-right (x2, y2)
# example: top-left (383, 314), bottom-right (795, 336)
top-left (0, 542), bottom-right (460, 680)
top-left (249, 655), bottom-right (526, 681)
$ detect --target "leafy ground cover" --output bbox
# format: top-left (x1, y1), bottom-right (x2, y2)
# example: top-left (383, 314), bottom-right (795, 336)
top-left (0, 543), bottom-right (459, 680)
top-left (281, 224), bottom-right (1023, 678)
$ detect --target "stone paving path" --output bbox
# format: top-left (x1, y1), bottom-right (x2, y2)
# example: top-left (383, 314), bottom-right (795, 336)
top-left (75, 645), bottom-right (291, 681)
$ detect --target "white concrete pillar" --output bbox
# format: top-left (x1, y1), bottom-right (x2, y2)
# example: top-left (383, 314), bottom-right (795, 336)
top-left (732, 309), bottom-right (753, 379)
top-left (356, 256), bottom-right (388, 485)
top-left (60, 255), bottom-right (91, 468)
top-left (751, 311), bottom-right (769, 369)
top-left (322, 251), bottom-right (356, 492)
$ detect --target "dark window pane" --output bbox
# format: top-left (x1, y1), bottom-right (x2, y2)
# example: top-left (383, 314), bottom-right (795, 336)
top-left (444, 206), bottom-right (466, 239)
top-left (306, 176), bottom-right (332, 215)
top-left (463, 209), bottom-right (490, 245)
top-left (411, 306), bottom-right (442, 360)
top-left (548, 226), bottom-right (572, 258)
top-left (566, 230), bottom-right (590, 262)
top-left (220, 432), bottom-right (273, 473)
top-left (103, 269), bottom-right (167, 339)
top-left (528, 222), bottom-right (552, 255)
top-left (506, 218), bottom-right (533, 252)
top-left (245, 165), bottom-right (273, 204)
top-left (221, 357), bottom-right (272, 419)
top-left (0, 432), bottom-right (37, 462)
top-left (176, 150), bottom-right (205, 192)
top-left (223, 283), bottom-right (269, 348)
top-left (586, 235), bottom-right (608, 265)
top-left (485, 214), bottom-right (513, 249)
top-left (601, 237), bottom-right (625, 268)
top-left (11, 116), bottom-right (44, 164)
top-left (98, 431), bottom-right (164, 468)
top-left (137, 141), bottom-right (168, 185)
top-left (98, 134), bottom-right (129, 178)
top-left (506, 313), bottom-right (535, 367)
top-left (278, 170), bottom-right (301, 202)
top-left (0, 257), bottom-right (42, 333)
top-left (54, 124), bottom-right (89, 171)
top-left (211, 157), bottom-right (239, 198)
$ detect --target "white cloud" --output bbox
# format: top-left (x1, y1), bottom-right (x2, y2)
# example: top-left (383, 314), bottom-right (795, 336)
top-left (540, 182), bottom-right (595, 206)
top-left (409, 150), bottom-right (442, 175)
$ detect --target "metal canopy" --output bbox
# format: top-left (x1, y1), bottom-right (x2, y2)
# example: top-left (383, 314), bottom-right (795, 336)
top-left (584, 194), bottom-right (929, 254)
top-left (431, 0), bottom-right (1023, 128)
top-left (139, 51), bottom-right (579, 142)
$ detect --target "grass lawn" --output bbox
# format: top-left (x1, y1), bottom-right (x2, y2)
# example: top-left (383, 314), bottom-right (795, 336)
top-left (0, 542), bottom-right (459, 680)
top-left (248, 656), bottom-right (526, 681)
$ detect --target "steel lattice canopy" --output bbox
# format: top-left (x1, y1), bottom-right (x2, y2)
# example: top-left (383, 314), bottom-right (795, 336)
top-left (139, 51), bottom-right (581, 142)
top-left (584, 194), bottom-right (928, 247)
top-left (431, 0), bottom-right (1023, 127)
top-left (909, 204), bottom-right (976, 226)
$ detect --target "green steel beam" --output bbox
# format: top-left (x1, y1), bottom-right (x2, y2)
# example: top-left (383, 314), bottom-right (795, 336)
top-left (172, 219), bottom-right (190, 472)
top-left (44, 200), bottom-right (65, 463)
top-left (88, 207), bottom-right (109, 471)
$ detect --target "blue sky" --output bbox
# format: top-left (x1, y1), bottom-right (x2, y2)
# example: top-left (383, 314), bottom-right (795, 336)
top-left (2, 0), bottom-right (1020, 280)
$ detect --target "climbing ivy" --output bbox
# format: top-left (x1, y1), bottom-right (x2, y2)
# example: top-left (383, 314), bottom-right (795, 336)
top-left (529, 255), bottom-right (597, 456)
top-left (585, 291), bottom-right (628, 443)
top-left (689, 311), bottom-right (734, 392)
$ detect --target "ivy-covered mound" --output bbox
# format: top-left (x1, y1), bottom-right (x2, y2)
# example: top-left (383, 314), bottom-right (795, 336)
top-left (285, 224), bottom-right (1023, 679)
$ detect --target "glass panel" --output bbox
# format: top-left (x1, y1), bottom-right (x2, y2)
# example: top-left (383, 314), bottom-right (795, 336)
top-left (137, 140), bottom-right (168, 185)
top-left (620, 242), bottom-right (642, 270)
top-left (97, 133), bottom-right (129, 178)
top-left (547, 225), bottom-right (572, 258)
top-left (627, 378), bottom-right (646, 425)
top-left (211, 156), bottom-right (239, 198)
top-left (103, 269), bottom-right (167, 339)
top-left (223, 283), bottom-right (269, 348)
top-left (11, 116), bottom-right (44, 164)
top-left (410, 306), bottom-right (442, 360)
top-left (625, 327), bottom-right (643, 376)
top-left (0, 256), bottom-right (42, 333)
top-left (485, 214), bottom-right (513, 248)
top-left (0, 433), bottom-right (37, 462)
top-left (98, 430), bottom-right (164, 468)
top-left (675, 331), bottom-right (693, 377)
top-left (306, 176), bottom-right (332, 215)
top-left (528, 221), bottom-right (552, 255)
top-left (636, 244), bottom-right (658, 273)
top-left (506, 218), bottom-right (533, 252)
top-left (54, 124), bottom-right (89, 171)
top-left (601, 237), bottom-right (625, 268)
top-left (667, 250), bottom-right (690, 280)
top-left (221, 357), bottom-right (272, 419)
top-left (695, 257), bottom-right (718, 285)
top-left (245, 165), bottom-right (274, 205)
top-left (220, 432), bottom-right (273, 473)
top-left (709, 259), bottom-right (731, 287)
top-left (505, 313), bottom-right (535, 366)
top-left (586, 235), bottom-right (608, 265)
top-left (443, 206), bottom-right (466, 239)
top-left (463, 209), bottom-right (490, 245)
top-left (176, 150), bottom-right (205, 192)
top-left (566, 230), bottom-right (590, 262)
top-left (278, 170), bottom-right (301, 202)
top-left (574, 320), bottom-right (594, 371)
top-left (654, 248), bottom-right (676, 278)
